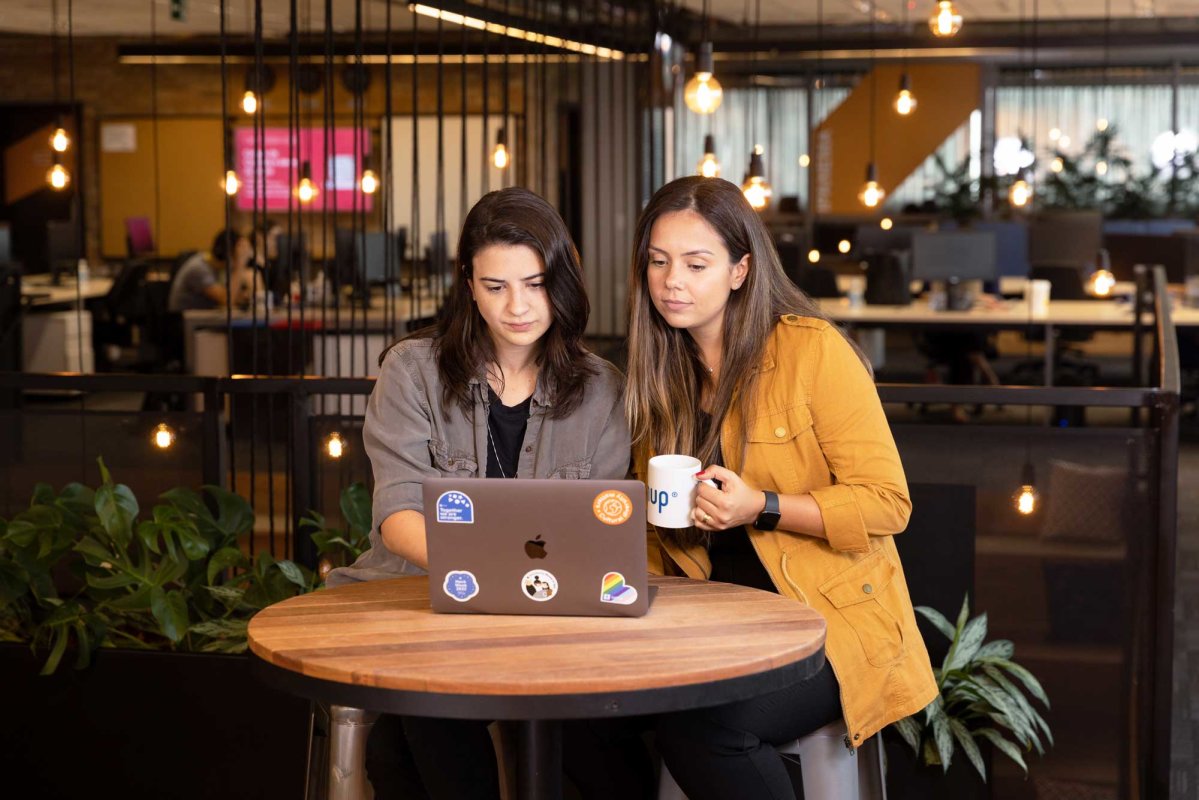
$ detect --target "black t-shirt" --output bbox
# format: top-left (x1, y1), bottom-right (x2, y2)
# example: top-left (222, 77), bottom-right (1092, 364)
top-left (485, 387), bottom-right (532, 478)
top-left (700, 412), bottom-right (777, 593)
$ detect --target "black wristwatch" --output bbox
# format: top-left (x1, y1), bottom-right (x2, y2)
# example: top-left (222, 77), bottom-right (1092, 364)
top-left (753, 491), bottom-right (781, 531)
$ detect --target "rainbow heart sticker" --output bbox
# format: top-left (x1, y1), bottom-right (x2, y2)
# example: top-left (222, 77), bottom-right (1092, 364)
top-left (600, 571), bottom-right (638, 605)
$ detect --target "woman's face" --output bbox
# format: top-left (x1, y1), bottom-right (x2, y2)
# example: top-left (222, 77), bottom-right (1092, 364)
top-left (646, 209), bottom-right (748, 343)
top-left (468, 243), bottom-right (552, 355)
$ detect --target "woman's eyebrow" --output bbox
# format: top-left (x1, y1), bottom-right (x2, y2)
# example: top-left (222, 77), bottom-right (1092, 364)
top-left (479, 272), bottom-right (545, 284)
top-left (648, 245), bottom-right (713, 257)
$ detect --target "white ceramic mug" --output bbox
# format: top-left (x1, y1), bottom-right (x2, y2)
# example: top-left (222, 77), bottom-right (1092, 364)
top-left (647, 454), bottom-right (718, 529)
top-left (1027, 279), bottom-right (1051, 317)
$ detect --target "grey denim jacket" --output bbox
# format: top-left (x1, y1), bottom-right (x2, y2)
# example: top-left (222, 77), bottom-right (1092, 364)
top-left (328, 337), bottom-right (632, 585)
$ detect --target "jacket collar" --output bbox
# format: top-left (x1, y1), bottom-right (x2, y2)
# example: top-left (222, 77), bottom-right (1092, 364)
top-left (469, 365), bottom-right (552, 409)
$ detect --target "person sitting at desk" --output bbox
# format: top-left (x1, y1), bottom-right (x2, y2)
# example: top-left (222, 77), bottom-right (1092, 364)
top-left (167, 228), bottom-right (253, 311)
top-left (327, 187), bottom-right (636, 799)
top-left (625, 177), bottom-right (937, 800)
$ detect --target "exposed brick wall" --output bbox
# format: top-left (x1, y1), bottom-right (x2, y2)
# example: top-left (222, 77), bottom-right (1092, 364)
top-left (0, 35), bottom-right (523, 261)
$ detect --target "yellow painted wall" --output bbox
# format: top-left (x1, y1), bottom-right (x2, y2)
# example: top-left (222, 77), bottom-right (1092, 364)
top-left (99, 117), bottom-right (224, 258)
top-left (813, 63), bottom-right (981, 215)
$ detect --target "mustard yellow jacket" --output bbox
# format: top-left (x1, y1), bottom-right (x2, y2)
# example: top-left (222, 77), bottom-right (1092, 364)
top-left (639, 314), bottom-right (938, 746)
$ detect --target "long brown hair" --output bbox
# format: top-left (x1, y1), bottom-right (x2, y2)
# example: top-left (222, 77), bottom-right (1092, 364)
top-left (393, 187), bottom-right (595, 419)
top-left (625, 176), bottom-right (866, 471)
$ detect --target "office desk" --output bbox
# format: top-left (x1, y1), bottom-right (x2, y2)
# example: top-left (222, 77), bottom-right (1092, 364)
top-left (20, 274), bottom-right (113, 307)
top-left (249, 575), bottom-right (827, 800)
top-left (819, 297), bottom-right (1199, 385)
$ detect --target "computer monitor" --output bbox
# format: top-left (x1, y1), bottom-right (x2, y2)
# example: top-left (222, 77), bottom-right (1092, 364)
top-left (853, 224), bottom-right (919, 256)
top-left (1029, 210), bottom-right (1102, 269)
top-left (46, 219), bottom-right (81, 279)
top-left (276, 232), bottom-right (312, 285)
top-left (910, 231), bottom-right (998, 283)
top-left (357, 230), bottom-right (406, 285)
top-left (969, 221), bottom-right (1029, 278)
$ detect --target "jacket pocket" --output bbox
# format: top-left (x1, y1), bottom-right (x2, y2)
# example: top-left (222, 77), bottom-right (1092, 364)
top-left (747, 403), bottom-right (814, 443)
top-left (549, 457), bottom-right (592, 479)
top-left (818, 550), bottom-right (905, 667)
top-left (429, 439), bottom-right (478, 476)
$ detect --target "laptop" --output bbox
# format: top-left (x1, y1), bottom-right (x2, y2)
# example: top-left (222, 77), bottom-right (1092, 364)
top-left (422, 477), bottom-right (651, 617)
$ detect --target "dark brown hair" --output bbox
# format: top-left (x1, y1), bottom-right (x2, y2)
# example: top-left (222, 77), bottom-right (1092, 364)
top-left (398, 187), bottom-right (595, 419)
top-left (626, 176), bottom-right (867, 472)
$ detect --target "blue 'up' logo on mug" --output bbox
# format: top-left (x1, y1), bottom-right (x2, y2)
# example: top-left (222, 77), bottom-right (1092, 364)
top-left (649, 488), bottom-right (678, 514)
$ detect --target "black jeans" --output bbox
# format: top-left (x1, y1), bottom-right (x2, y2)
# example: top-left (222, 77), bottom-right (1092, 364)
top-left (366, 714), bottom-right (656, 800)
top-left (655, 661), bottom-right (843, 800)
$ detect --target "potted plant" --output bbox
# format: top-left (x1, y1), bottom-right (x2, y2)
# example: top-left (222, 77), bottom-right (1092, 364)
top-left (300, 481), bottom-right (373, 582)
top-left (886, 595), bottom-right (1053, 799)
top-left (0, 460), bottom-right (346, 798)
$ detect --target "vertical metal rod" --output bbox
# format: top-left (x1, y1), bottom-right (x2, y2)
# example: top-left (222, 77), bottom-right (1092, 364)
top-left (292, 387), bottom-right (317, 568)
top-left (515, 719), bottom-right (563, 800)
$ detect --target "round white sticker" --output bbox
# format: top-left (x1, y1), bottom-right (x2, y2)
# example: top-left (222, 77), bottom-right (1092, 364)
top-left (520, 569), bottom-right (559, 602)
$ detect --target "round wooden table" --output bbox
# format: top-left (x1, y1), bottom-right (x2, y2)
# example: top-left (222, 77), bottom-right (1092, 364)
top-left (249, 575), bottom-right (826, 800)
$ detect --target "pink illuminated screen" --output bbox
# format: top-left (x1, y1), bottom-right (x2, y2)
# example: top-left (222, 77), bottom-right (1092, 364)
top-left (234, 128), bottom-right (372, 212)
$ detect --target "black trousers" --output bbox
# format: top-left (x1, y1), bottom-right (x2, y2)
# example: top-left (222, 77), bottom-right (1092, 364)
top-left (365, 714), bottom-right (656, 800)
top-left (655, 661), bottom-right (843, 800)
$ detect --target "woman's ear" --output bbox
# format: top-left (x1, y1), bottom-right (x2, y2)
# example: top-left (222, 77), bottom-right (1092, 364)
top-left (731, 254), bottom-right (750, 290)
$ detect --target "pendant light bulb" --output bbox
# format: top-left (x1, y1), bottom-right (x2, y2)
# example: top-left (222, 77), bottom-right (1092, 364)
top-left (221, 169), bottom-right (242, 197)
top-left (684, 43), bottom-right (724, 115)
top-left (1091, 269), bottom-right (1116, 297)
top-left (1009, 174), bottom-right (1032, 208)
top-left (151, 423), bottom-right (177, 450)
top-left (50, 125), bottom-right (71, 153)
top-left (1014, 462), bottom-right (1038, 515)
top-left (740, 145), bottom-right (772, 211)
top-left (929, 1), bottom-right (963, 37)
top-left (359, 168), bottom-right (379, 195)
top-left (295, 161), bottom-right (318, 204)
top-left (858, 163), bottom-right (885, 209)
top-left (241, 90), bottom-right (258, 115)
top-left (893, 74), bottom-right (917, 116)
top-left (46, 155), bottom-right (70, 191)
top-left (697, 134), bottom-right (721, 178)
top-left (1096, 117), bottom-right (1109, 132)
top-left (325, 432), bottom-right (346, 460)
top-left (491, 129), bottom-right (510, 170)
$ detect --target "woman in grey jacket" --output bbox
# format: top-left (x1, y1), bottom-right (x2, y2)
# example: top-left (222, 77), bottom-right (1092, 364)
top-left (329, 187), bottom-right (636, 799)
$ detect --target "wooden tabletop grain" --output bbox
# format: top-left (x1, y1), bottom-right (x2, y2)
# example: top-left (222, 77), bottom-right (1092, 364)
top-left (248, 575), bottom-right (826, 698)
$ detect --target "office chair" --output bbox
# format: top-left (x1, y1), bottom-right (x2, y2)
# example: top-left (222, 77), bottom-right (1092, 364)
top-left (793, 264), bottom-right (841, 299)
top-left (1007, 263), bottom-right (1100, 390)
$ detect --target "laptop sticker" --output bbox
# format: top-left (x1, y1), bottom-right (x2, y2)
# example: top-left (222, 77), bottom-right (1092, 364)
top-left (436, 491), bottom-right (474, 524)
top-left (600, 571), bottom-right (639, 605)
top-left (521, 570), bottom-right (558, 602)
top-left (443, 570), bottom-right (480, 602)
top-left (592, 489), bottom-right (633, 526)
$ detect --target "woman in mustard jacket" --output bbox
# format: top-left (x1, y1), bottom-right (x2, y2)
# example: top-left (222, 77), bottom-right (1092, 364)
top-left (625, 177), bottom-right (937, 799)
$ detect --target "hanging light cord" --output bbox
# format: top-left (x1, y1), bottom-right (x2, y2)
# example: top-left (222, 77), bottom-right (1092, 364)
top-left (869, 0), bottom-right (877, 167)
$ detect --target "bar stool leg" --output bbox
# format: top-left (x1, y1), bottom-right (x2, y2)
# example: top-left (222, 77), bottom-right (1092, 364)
top-left (328, 705), bottom-right (379, 800)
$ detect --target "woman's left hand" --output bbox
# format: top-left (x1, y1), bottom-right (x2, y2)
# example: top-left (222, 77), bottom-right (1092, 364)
top-left (693, 465), bottom-right (766, 531)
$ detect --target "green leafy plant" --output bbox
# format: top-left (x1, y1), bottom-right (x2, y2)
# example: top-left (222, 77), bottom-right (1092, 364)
top-left (0, 459), bottom-right (316, 674)
top-left (891, 595), bottom-right (1053, 782)
top-left (299, 482), bottom-right (372, 579)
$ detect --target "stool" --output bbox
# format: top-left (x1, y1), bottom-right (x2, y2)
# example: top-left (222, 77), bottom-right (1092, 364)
top-left (657, 720), bottom-right (887, 800)
top-left (322, 704), bottom-right (379, 800)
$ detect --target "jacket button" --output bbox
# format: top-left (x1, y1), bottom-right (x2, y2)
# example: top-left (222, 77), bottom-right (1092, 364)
top-left (862, 583), bottom-right (873, 594)
top-left (524, 446), bottom-right (533, 453)
top-left (774, 426), bottom-right (786, 438)
top-left (784, 314), bottom-right (798, 323)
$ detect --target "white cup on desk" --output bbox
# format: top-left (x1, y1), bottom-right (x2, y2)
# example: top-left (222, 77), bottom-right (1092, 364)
top-left (1026, 279), bottom-right (1051, 317)
top-left (647, 455), bottom-right (718, 529)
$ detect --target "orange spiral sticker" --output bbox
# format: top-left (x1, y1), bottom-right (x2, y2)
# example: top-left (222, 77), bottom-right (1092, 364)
top-left (592, 489), bottom-right (634, 526)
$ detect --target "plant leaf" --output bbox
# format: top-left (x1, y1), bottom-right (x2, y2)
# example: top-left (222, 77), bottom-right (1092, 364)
top-left (95, 482), bottom-right (139, 547)
top-left (975, 639), bottom-right (1014, 660)
top-left (150, 587), bottom-right (189, 643)
top-left (339, 482), bottom-right (372, 534)
top-left (976, 728), bottom-right (1028, 776)
top-left (915, 605), bottom-right (957, 642)
top-left (207, 547), bottom-right (247, 585)
top-left (892, 715), bottom-right (923, 755)
top-left (949, 718), bottom-right (987, 783)
top-left (982, 657), bottom-right (1051, 709)
top-left (276, 559), bottom-right (309, 590)
top-left (930, 704), bottom-right (954, 772)
top-left (946, 612), bottom-right (988, 672)
top-left (40, 625), bottom-right (70, 675)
